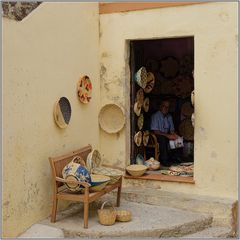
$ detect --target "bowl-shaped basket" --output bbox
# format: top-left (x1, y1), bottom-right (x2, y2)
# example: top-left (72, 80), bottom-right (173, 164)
top-left (92, 167), bottom-right (123, 184)
top-left (90, 174), bottom-right (110, 192)
top-left (116, 210), bottom-right (132, 222)
top-left (126, 164), bottom-right (147, 177)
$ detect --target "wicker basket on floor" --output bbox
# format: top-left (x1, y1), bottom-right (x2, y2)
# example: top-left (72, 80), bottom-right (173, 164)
top-left (116, 210), bottom-right (132, 222)
top-left (98, 201), bottom-right (117, 226)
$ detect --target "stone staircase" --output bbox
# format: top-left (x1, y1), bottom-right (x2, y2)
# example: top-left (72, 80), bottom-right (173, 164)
top-left (110, 187), bottom-right (237, 238)
top-left (19, 188), bottom-right (238, 238)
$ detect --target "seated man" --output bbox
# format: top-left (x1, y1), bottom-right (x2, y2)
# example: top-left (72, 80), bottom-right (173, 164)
top-left (150, 100), bottom-right (179, 167)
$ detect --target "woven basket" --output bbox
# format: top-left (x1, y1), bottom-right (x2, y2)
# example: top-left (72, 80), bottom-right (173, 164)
top-left (98, 201), bottom-right (116, 226)
top-left (53, 97), bottom-right (71, 129)
top-left (116, 210), bottom-right (132, 222)
top-left (126, 164), bottom-right (147, 177)
top-left (92, 167), bottom-right (122, 184)
top-left (98, 104), bottom-right (125, 134)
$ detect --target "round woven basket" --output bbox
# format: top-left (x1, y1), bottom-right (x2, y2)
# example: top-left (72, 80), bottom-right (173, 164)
top-left (53, 97), bottom-right (71, 129)
top-left (90, 174), bottom-right (110, 192)
top-left (92, 167), bottom-right (122, 184)
top-left (116, 210), bottom-right (132, 222)
top-left (98, 201), bottom-right (116, 226)
top-left (77, 75), bottom-right (92, 104)
top-left (98, 104), bottom-right (125, 134)
top-left (126, 164), bottom-right (147, 177)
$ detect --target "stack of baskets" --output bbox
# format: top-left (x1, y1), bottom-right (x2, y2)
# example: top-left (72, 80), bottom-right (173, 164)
top-left (98, 201), bottom-right (132, 226)
top-left (86, 149), bottom-right (123, 192)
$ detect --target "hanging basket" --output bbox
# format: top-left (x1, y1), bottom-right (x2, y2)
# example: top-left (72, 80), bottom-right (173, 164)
top-left (77, 75), bottom-right (92, 104)
top-left (98, 104), bottom-right (125, 134)
top-left (53, 97), bottom-right (71, 129)
top-left (98, 201), bottom-right (117, 226)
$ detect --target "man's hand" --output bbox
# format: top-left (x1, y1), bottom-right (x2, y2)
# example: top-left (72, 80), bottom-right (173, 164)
top-left (167, 133), bottom-right (178, 140)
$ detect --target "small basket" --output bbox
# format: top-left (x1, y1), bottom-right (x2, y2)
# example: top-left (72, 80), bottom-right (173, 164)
top-left (126, 164), bottom-right (147, 177)
top-left (98, 201), bottom-right (116, 226)
top-left (116, 210), bottom-right (132, 222)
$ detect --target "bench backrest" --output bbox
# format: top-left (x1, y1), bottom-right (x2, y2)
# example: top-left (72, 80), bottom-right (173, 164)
top-left (49, 144), bottom-right (92, 187)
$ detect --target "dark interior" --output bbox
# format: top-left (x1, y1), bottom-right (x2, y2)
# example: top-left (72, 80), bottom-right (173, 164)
top-left (130, 37), bottom-right (194, 166)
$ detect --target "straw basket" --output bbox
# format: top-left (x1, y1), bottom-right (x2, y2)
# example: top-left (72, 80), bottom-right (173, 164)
top-left (98, 104), bottom-right (125, 134)
top-left (54, 97), bottom-right (72, 129)
top-left (92, 167), bottom-right (122, 184)
top-left (126, 164), bottom-right (147, 177)
top-left (135, 67), bottom-right (147, 88)
top-left (116, 210), bottom-right (132, 222)
top-left (98, 201), bottom-right (117, 226)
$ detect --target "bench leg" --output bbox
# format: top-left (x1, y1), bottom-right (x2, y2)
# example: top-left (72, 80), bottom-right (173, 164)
top-left (116, 177), bottom-right (122, 207)
top-left (51, 196), bottom-right (58, 222)
top-left (83, 202), bottom-right (89, 228)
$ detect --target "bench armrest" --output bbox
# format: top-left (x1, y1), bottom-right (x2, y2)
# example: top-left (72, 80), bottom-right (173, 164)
top-left (55, 177), bottom-right (90, 188)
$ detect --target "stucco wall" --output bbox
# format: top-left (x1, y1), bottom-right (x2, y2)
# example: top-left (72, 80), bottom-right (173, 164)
top-left (3, 2), bottom-right (99, 237)
top-left (99, 2), bottom-right (238, 199)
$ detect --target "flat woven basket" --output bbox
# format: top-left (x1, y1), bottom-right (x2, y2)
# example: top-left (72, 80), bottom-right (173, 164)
top-left (92, 167), bottom-right (122, 184)
top-left (98, 104), bottom-right (125, 134)
top-left (98, 201), bottom-right (116, 226)
top-left (116, 210), bottom-right (132, 222)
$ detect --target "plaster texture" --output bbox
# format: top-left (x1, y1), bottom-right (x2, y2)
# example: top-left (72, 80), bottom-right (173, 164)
top-left (99, 2), bottom-right (238, 199)
top-left (3, 2), bottom-right (99, 237)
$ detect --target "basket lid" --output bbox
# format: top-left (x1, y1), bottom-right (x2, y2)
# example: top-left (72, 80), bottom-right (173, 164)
top-left (98, 104), bottom-right (125, 134)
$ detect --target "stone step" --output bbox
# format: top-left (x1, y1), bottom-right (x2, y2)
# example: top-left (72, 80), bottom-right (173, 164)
top-left (18, 224), bottom-right (64, 238)
top-left (182, 226), bottom-right (233, 238)
top-left (39, 199), bottom-right (213, 238)
top-left (111, 187), bottom-right (237, 231)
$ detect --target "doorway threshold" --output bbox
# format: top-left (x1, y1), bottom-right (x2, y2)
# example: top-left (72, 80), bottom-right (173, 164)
top-left (124, 173), bottom-right (195, 184)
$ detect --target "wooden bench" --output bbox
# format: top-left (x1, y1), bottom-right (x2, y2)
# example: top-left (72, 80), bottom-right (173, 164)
top-left (49, 144), bottom-right (122, 228)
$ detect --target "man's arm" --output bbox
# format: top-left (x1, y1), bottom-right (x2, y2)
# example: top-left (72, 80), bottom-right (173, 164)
top-left (152, 130), bottom-right (177, 140)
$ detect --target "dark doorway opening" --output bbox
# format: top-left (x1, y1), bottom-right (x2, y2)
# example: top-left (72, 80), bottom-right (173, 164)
top-left (129, 37), bottom-right (194, 179)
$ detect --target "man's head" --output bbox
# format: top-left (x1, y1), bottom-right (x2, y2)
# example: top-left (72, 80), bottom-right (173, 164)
top-left (160, 100), bottom-right (170, 115)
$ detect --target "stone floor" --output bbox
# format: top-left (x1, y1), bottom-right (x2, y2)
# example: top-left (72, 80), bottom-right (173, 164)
top-left (19, 197), bottom-right (215, 238)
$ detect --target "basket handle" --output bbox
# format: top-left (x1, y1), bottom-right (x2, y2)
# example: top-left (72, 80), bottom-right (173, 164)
top-left (100, 201), bottom-right (115, 211)
top-left (72, 156), bottom-right (85, 166)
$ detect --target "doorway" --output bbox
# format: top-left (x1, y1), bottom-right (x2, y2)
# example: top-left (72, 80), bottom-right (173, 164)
top-left (129, 37), bottom-right (194, 179)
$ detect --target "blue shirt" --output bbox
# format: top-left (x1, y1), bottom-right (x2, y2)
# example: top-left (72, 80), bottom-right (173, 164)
top-left (150, 111), bottom-right (175, 133)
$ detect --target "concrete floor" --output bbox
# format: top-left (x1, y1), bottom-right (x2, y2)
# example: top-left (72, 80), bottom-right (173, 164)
top-left (19, 197), bottom-right (214, 238)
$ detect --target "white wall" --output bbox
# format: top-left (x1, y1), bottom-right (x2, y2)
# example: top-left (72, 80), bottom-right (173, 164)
top-left (99, 2), bottom-right (238, 199)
